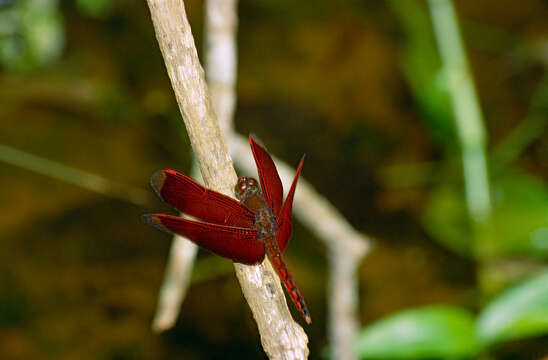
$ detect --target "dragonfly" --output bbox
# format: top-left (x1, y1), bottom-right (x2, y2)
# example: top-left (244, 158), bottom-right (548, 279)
top-left (142, 135), bottom-right (311, 324)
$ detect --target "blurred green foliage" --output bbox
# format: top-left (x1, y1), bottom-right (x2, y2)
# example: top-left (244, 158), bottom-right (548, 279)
top-left (424, 170), bottom-right (548, 258)
top-left (0, 0), bottom-right (64, 72)
top-left (389, 0), bottom-right (455, 145)
top-left (481, 171), bottom-right (548, 258)
top-left (75, 0), bottom-right (112, 18)
top-left (391, 0), bottom-right (548, 258)
top-left (356, 1), bottom-right (548, 359)
top-left (356, 306), bottom-right (479, 359)
top-left (477, 271), bottom-right (548, 345)
top-left (423, 182), bottom-right (473, 255)
top-left (357, 272), bottom-right (548, 358)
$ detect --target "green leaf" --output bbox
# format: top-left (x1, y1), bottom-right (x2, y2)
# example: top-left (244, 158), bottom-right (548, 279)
top-left (477, 271), bottom-right (548, 345)
top-left (423, 184), bottom-right (473, 256)
top-left (76, 0), bottom-right (113, 18)
top-left (356, 305), bottom-right (479, 359)
top-left (389, 0), bottom-right (455, 144)
top-left (423, 171), bottom-right (548, 259)
top-left (478, 172), bottom-right (548, 258)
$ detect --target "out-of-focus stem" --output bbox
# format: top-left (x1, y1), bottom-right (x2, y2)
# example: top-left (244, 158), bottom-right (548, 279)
top-left (152, 233), bottom-right (198, 330)
top-left (0, 144), bottom-right (151, 206)
top-left (428, 0), bottom-right (491, 222)
top-left (328, 248), bottom-right (363, 360)
top-left (205, 0), bottom-right (238, 135)
top-left (492, 74), bottom-right (548, 167)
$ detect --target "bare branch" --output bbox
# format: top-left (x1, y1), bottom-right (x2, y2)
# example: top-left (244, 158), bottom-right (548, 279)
top-left (328, 249), bottom-right (363, 360)
top-left (145, 0), bottom-right (309, 357)
top-left (205, 0), bottom-right (238, 135)
top-left (152, 233), bottom-right (198, 331)
top-left (152, 0), bottom-right (238, 334)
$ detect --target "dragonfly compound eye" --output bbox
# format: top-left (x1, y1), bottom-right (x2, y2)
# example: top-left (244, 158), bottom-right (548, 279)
top-left (234, 176), bottom-right (259, 200)
top-left (247, 178), bottom-right (258, 191)
top-left (235, 177), bottom-right (248, 198)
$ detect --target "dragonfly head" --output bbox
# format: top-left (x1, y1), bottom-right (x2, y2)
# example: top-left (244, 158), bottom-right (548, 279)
top-left (235, 176), bottom-right (259, 201)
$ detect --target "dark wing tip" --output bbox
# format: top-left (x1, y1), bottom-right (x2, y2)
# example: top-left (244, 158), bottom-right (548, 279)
top-left (249, 133), bottom-right (266, 149)
top-left (150, 170), bottom-right (167, 198)
top-left (298, 154), bottom-right (306, 168)
top-left (141, 213), bottom-right (160, 226)
top-left (141, 214), bottom-right (173, 235)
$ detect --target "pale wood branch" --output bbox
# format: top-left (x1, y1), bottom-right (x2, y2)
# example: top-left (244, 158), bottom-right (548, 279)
top-left (328, 248), bottom-right (363, 360)
top-left (152, 0), bottom-right (238, 334)
top-left (145, 0), bottom-right (309, 358)
top-left (205, 0), bottom-right (238, 135)
top-left (152, 233), bottom-right (198, 330)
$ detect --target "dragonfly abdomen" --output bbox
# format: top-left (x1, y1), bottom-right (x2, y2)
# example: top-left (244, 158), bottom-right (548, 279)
top-left (239, 185), bottom-right (311, 323)
top-left (264, 235), bottom-right (312, 324)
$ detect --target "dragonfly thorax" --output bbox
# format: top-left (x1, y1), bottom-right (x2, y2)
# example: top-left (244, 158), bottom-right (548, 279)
top-left (235, 176), bottom-right (277, 239)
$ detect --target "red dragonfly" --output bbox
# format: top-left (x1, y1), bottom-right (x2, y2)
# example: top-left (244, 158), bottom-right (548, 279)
top-left (143, 135), bottom-right (311, 324)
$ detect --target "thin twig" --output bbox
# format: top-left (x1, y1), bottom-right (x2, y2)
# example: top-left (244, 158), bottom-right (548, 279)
top-left (492, 73), bottom-right (548, 168)
top-left (145, 0), bottom-right (309, 358)
top-left (0, 144), bottom-right (151, 206)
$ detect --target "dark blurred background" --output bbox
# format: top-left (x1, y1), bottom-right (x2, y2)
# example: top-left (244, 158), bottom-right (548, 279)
top-left (1, 0), bottom-right (547, 359)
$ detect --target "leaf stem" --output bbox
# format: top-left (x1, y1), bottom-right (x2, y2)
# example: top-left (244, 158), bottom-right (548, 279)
top-left (428, 0), bottom-right (491, 222)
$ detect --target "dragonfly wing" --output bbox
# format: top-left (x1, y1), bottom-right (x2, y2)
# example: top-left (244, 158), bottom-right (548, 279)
top-left (276, 155), bottom-right (304, 252)
top-left (143, 214), bottom-right (265, 265)
top-left (249, 135), bottom-right (284, 216)
top-left (151, 169), bottom-right (254, 227)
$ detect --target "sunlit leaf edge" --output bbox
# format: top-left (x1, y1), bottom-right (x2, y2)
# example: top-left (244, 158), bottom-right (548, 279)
top-left (355, 305), bottom-right (480, 359)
